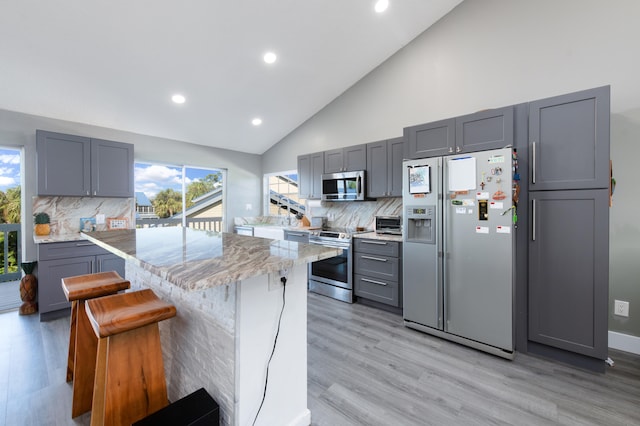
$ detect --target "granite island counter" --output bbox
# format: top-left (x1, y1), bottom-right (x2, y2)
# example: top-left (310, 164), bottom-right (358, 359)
top-left (82, 227), bottom-right (341, 426)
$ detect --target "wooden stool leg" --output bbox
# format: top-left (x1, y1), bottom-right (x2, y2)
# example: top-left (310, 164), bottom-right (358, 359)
top-left (66, 300), bottom-right (78, 382)
top-left (91, 323), bottom-right (169, 426)
top-left (71, 300), bottom-right (99, 417)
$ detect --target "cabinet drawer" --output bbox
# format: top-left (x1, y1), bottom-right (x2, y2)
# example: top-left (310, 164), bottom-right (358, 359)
top-left (354, 274), bottom-right (400, 307)
top-left (38, 241), bottom-right (107, 261)
top-left (353, 238), bottom-right (400, 257)
top-left (354, 253), bottom-right (399, 282)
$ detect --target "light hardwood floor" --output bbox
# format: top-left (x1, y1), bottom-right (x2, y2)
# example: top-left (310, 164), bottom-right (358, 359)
top-left (1, 293), bottom-right (639, 425)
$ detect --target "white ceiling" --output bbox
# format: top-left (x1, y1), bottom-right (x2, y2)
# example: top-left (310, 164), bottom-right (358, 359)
top-left (1, 0), bottom-right (462, 155)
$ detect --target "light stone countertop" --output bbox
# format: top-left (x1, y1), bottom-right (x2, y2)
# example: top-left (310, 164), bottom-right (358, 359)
top-left (353, 231), bottom-right (403, 243)
top-left (33, 233), bottom-right (86, 244)
top-left (81, 227), bottom-right (341, 291)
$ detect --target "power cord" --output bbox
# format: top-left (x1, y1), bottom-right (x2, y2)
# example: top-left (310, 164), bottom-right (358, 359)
top-left (252, 275), bottom-right (287, 426)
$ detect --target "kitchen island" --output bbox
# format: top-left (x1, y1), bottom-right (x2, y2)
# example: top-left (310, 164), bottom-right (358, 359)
top-left (82, 227), bottom-right (341, 426)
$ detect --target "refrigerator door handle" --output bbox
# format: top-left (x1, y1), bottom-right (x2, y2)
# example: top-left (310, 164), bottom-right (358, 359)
top-left (532, 141), bottom-right (536, 184)
top-left (532, 199), bottom-right (536, 241)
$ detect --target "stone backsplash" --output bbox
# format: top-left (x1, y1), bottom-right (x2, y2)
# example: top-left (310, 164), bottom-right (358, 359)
top-left (235, 197), bottom-right (402, 231)
top-left (32, 196), bottom-right (135, 235)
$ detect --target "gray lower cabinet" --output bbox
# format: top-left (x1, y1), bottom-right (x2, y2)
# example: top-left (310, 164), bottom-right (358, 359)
top-left (297, 152), bottom-right (324, 199)
top-left (528, 189), bottom-right (609, 360)
top-left (324, 144), bottom-right (367, 173)
top-left (38, 241), bottom-right (126, 320)
top-left (284, 229), bottom-right (309, 243)
top-left (366, 137), bottom-right (405, 197)
top-left (404, 106), bottom-right (514, 159)
top-left (36, 130), bottom-right (134, 197)
top-left (354, 238), bottom-right (402, 307)
top-left (529, 86), bottom-right (610, 191)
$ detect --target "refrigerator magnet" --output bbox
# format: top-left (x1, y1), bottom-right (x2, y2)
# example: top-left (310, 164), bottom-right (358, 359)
top-left (496, 226), bottom-right (511, 234)
top-left (475, 226), bottom-right (489, 234)
top-left (476, 192), bottom-right (489, 200)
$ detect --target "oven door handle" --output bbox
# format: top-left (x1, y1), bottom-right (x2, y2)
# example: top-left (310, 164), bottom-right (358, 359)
top-left (309, 241), bottom-right (348, 249)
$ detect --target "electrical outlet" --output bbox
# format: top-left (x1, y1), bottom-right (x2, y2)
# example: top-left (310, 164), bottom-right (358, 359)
top-left (614, 300), bottom-right (629, 317)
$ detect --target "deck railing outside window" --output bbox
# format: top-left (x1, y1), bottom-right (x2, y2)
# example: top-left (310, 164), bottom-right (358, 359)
top-left (0, 224), bottom-right (21, 282)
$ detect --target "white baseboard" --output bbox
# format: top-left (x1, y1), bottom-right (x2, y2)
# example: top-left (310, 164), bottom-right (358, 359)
top-left (609, 331), bottom-right (640, 355)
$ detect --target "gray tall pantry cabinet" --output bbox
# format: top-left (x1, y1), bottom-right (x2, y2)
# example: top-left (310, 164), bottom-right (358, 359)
top-left (527, 86), bottom-right (610, 371)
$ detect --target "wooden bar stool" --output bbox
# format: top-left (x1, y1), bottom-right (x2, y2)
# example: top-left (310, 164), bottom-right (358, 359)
top-left (62, 271), bottom-right (130, 418)
top-left (85, 288), bottom-right (177, 426)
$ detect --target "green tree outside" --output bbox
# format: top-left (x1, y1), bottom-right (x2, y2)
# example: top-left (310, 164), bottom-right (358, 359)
top-left (0, 185), bottom-right (21, 275)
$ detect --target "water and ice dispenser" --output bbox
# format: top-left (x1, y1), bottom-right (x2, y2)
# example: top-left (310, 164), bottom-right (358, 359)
top-left (405, 205), bottom-right (436, 244)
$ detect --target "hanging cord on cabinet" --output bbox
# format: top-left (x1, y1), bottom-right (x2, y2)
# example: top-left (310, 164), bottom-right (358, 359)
top-left (252, 274), bottom-right (288, 426)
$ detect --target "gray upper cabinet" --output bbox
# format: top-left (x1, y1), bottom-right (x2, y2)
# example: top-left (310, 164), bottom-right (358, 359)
top-left (297, 152), bottom-right (324, 199)
top-left (91, 138), bottom-right (135, 197)
top-left (324, 144), bottom-right (366, 173)
top-left (456, 106), bottom-right (514, 153)
top-left (405, 107), bottom-right (514, 159)
top-left (367, 137), bottom-right (405, 197)
top-left (37, 130), bottom-right (134, 197)
top-left (37, 131), bottom-right (91, 196)
top-left (528, 189), bottom-right (609, 360)
top-left (405, 118), bottom-right (455, 159)
top-left (529, 86), bottom-right (610, 190)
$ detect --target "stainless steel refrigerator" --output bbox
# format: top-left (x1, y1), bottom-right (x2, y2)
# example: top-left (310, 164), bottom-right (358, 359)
top-left (402, 148), bottom-right (515, 359)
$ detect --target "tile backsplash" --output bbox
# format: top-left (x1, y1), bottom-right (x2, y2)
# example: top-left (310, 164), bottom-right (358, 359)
top-left (309, 198), bottom-right (402, 230)
top-left (32, 196), bottom-right (135, 235)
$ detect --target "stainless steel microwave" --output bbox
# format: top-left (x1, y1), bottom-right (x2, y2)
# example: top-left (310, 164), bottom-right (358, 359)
top-left (321, 170), bottom-right (366, 201)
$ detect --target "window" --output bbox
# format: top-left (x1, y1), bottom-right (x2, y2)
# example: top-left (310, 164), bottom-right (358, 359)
top-left (135, 162), bottom-right (226, 232)
top-left (264, 171), bottom-right (305, 217)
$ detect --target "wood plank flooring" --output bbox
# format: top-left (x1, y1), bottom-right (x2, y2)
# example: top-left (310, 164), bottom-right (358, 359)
top-left (0, 281), bottom-right (21, 313)
top-left (0, 293), bottom-right (639, 425)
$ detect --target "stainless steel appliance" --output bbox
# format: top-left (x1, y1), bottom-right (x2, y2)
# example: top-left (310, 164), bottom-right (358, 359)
top-left (308, 228), bottom-right (365, 303)
top-left (321, 170), bottom-right (366, 201)
top-left (402, 148), bottom-right (516, 359)
top-left (375, 216), bottom-right (402, 235)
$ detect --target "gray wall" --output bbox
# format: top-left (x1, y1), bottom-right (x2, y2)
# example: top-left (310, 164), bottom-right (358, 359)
top-left (0, 108), bottom-right (262, 263)
top-left (262, 0), bottom-right (640, 338)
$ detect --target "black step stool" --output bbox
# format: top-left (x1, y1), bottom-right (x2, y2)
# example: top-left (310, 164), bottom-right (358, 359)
top-left (132, 388), bottom-right (220, 426)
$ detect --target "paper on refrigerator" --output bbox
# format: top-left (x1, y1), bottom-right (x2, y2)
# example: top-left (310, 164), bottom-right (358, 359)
top-left (448, 157), bottom-right (476, 191)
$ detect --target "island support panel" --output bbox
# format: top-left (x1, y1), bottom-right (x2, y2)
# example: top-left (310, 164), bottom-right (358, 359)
top-left (125, 262), bottom-right (310, 426)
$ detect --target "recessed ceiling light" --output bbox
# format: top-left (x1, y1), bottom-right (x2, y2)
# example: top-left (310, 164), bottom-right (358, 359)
top-left (263, 52), bottom-right (277, 64)
top-left (171, 94), bottom-right (186, 104)
top-left (252, 118), bottom-right (263, 126)
top-left (374, 0), bottom-right (389, 13)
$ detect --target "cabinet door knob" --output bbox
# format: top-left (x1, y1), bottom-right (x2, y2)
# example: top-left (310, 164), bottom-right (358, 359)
top-left (456, 146), bottom-right (462, 153)
top-left (448, 147), bottom-right (453, 153)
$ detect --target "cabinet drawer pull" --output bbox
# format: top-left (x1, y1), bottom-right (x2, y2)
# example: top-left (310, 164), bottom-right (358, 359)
top-left (75, 243), bottom-right (94, 247)
top-left (287, 232), bottom-right (306, 237)
top-left (362, 240), bottom-right (388, 245)
top-left (361, 255), bottom-right (388, 262)
top-left (361, 277), bottom-right (388, 286)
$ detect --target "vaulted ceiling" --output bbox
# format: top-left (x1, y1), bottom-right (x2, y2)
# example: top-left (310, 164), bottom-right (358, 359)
top-left (1, 0), bottom-right (462, 154)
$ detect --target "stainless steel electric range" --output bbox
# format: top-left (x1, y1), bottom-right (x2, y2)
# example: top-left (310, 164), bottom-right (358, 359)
top-left (307, 228), bottom-right (368, 303)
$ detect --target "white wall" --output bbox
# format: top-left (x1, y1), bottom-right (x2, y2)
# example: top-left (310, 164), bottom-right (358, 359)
top-left (262, 0), bottom-right (640, 338)
top-left (0, 108), bottom-right (262, 262)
